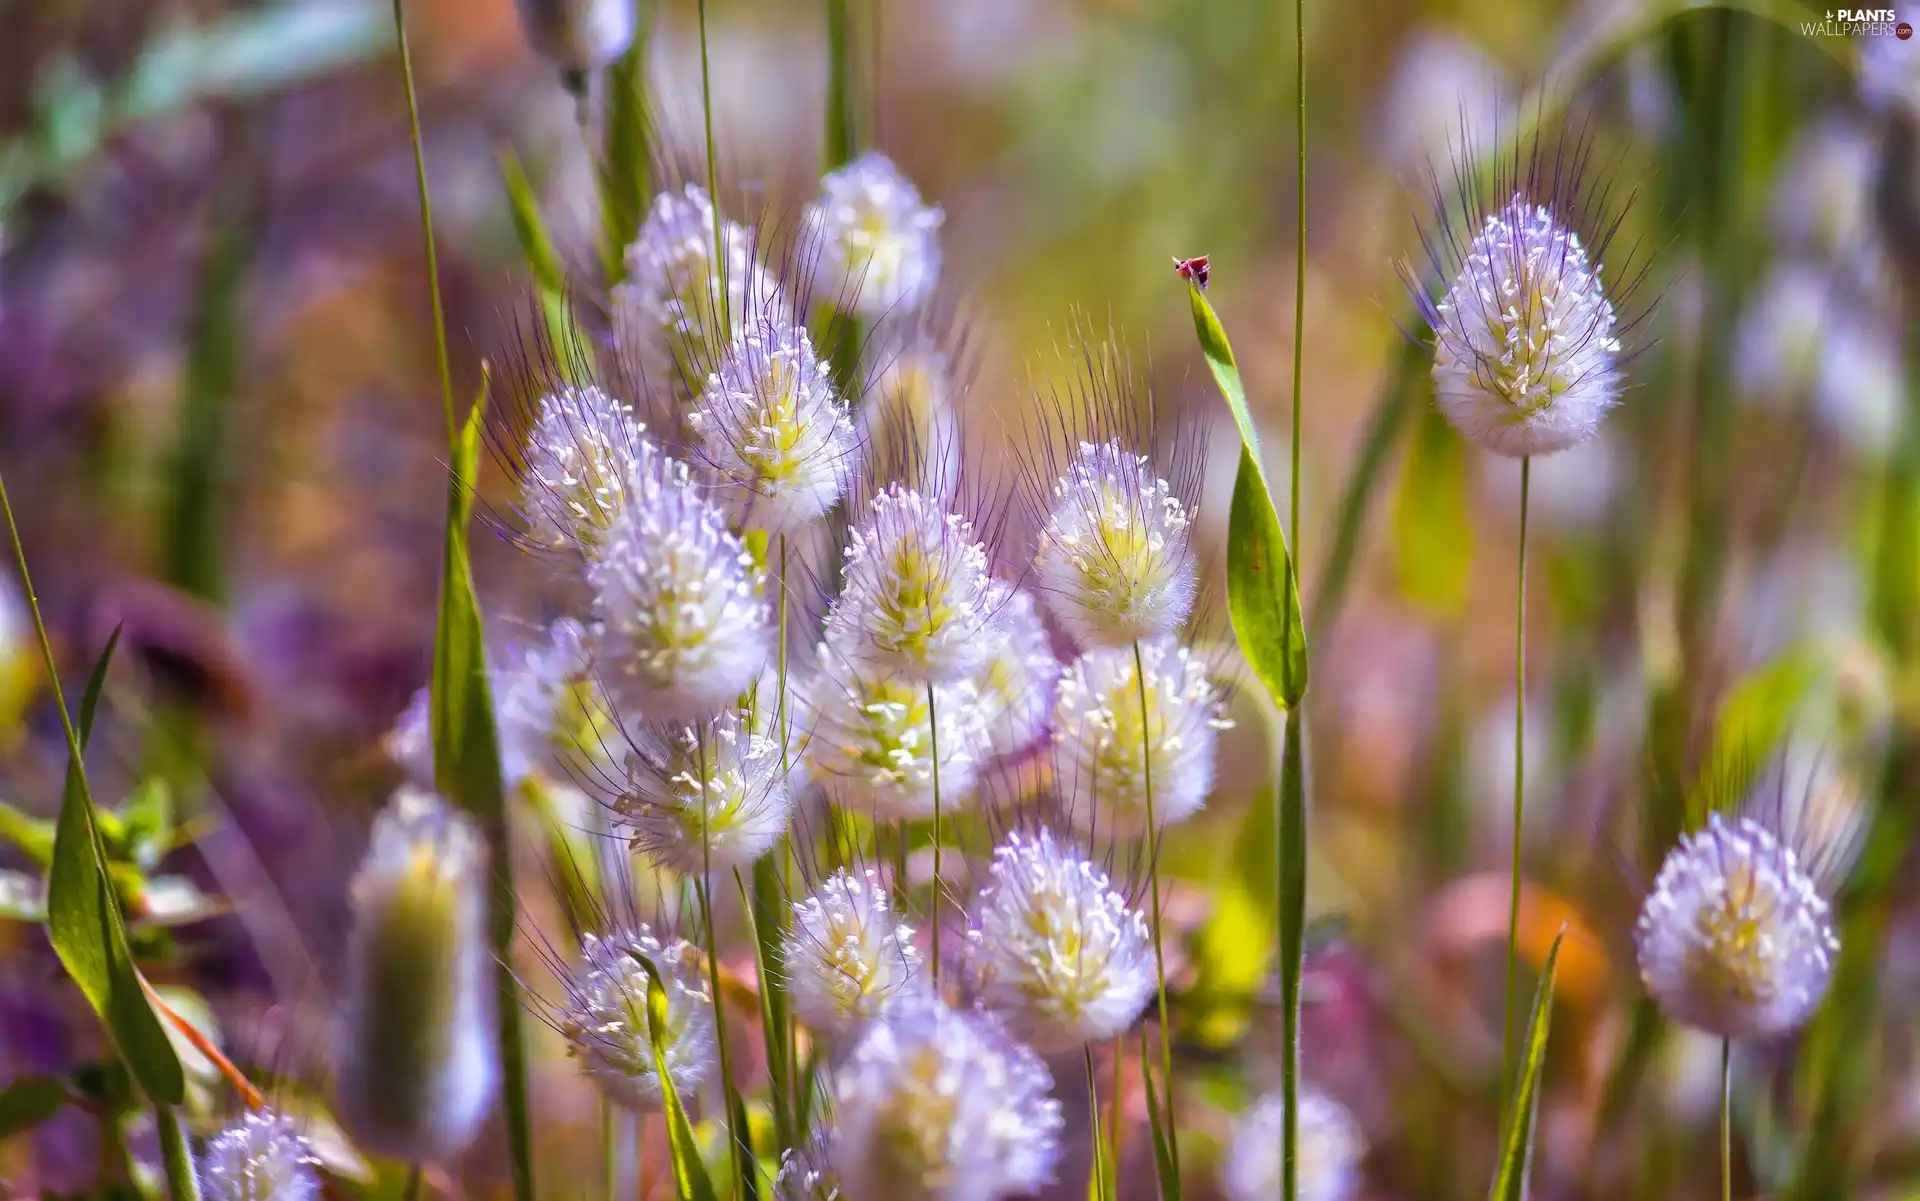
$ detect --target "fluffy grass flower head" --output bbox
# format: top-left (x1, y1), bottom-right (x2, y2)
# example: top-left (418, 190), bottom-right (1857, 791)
top-left (805, 649), bottom-right (986, 820)
top-left (334, 788), bottom-right (497, 1163)
top-left (197, 1110), bottom-right (321, 1201)
top-left (783, 867), bottom-right (922, 1037)
top-left (560, 927), bottom-right (716, 1112)
top-left (614, 185), bottom-right (786, 402)
top-left (825, 485), bottom-right (1004, 683)
top-left (1403, 120), bottom-right (1644, 458)
top-left (806, 151), bottom-right (944, 317)
top-left (963, 828), bottom-right (1153, 1051)
top-left (1221, 1090), bottom-right (1366, 1201)
top-left (616, 708), bottom-right (791, 876)
top-left (588, 459), bottom-right (772, 719)
top-left (1636, 808), bottom-right (1842, 1041)
top-left (512, 384), bottom-right (657, 556)
top-left (827, 999), bottom-right (1063, 1201)
top-left (1035, 440), bottom-right (1197, 646)
top-left (1051, 638), bottom-right (1225, 835)
top-left (973, 585), bottom-right (1060, 761)
top-left (689, 315), bottom-right (855, 531)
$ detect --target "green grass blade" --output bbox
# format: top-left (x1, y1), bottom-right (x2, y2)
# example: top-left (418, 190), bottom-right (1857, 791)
top-left (1188, 285), bottom-right (1308, 709)
top-left (600, 26), bottom-right (650, 280)
top-left (824, 0), bottom-right (854, 168)
top-left (1226, 445), bottom-right (1309, 709)
top-left (1489, 930), bottom-right (1565, 1201)
top-left (498, 147), bottom-right (567, 297)
top-left (1139, 1031), bottom-right (1182, 1201)
top-left (0, 1076), bottom-right (68, 1138)
top-left (635, 955), bottom-right (720, 1201)
top-left (746, 860), bottom-right (795, 1153)
top-left (428, 375), bottom-right (535, 1201)
top-left (45, 630), bottom-right (185, 1108)
top-left (1276, 707), bottom-right (1307, 1201)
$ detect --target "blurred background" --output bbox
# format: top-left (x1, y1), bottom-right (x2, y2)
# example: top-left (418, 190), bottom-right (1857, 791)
top-left (2, 0), bottom-right (1917, 1197)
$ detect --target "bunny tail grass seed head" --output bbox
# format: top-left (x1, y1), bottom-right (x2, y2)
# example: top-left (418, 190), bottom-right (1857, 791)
top-left (196, 1109), bottom-right (322, 1201)
top-left (858, 313), bottom-right (970, 506)
top-left (613, 185), bottom-right (788, 405)
top-left (805, 151), bottom-right (945, 318)
top-left (689, 315), bottom-right (856, 532)
top-left (1051, 637), bottom-right (1225, 836)
top-left (560, 926), bottom-right (716, 1112)
top-left (616, 707), bottom-right (792, 876)
top-left (516, 0), bottom-right (636, 74)
top-left (804, 645), bottom-right (987, 820)
top-left (335, 788), bottom-right (497, 1164)
top-left (824, 485), bottom-right (1005, 684)
top-left (782, 866), bottom-right (923, 1037)
top-left (1221, 1089), bottom-right (1367, 1201)
top-left (776, 1142), bottom-right (844, 1201)
top-left (1035, 440), bottom-right (1197, 647)
top-left (386, 617), bottom-right (592, 789)
top-left (827, 999), bottom-right (1063, 1201)
top-left (587, 457), bottom-right (772, 719)
top-left (514, 384), bottom-right (659, 556)
top-left (1402, 112), bottom-right (1646, 458)
top-left (1635, 809), bottom-right (1841, 1042)
top-left (973, 584), bottom-right (1061, 761)
top-left (962, 827), bottom-right (1153, 1052)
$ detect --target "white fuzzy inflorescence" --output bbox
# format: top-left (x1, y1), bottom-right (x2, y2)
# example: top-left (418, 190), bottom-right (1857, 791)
top-left (963, 829), bottom-right (1153, 1052)
top-left (690, 316), bottom-right (855, 532)
top-left (1220, 1090), bottom-right (1366, 1201)
top-left (804, 647), bottom-right (987, 820)
top-left (1635, 811), bottom-right (1840, 1041)
top-left (515, 0), bottom-right (636, 73)
top-left (1051, 638), bottom-right (1224, 836)
top-left (560, 927), bottom-right (716, 1112)
top-left (518, 384), bottom-right (655, 555)
top-left (805, 152), bottom-right (944, 318)
top-left (827, 999), bottom-right (1063, 1201)
top-left (1036, 440), bottom-right (1196, 647)
top-left (825, 486), bottom-right (1004, 684)
top-left (775, 1142), bottom-right (843, 1201)
top-left (613, 186), bottom-right (786, 403)
top-left (1429, 195), bottom-right (1622, 458)
top-left (196, 1109), bottom-right (321, 1201)
top-left (973, 585), bottom-right (1060, 761)
top-left (385, 618), bottom-right (591, 790)
top-left (783, 867), bottom-right (922, 1037)
top-left (334, 789), bottom-right (497, 1164)
top-left (617, 708), bottom-right (791, 876)
top-left (587, 459), bottom-right (771, 720)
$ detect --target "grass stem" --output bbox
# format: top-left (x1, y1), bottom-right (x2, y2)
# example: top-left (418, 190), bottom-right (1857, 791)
top-left (156, 1105), bottom-right (202, 1201)
top-left (389, 6), bottom-right (533, 1196)
top-left (1133, 639), bottom-right (1178, 1176)
top-left (1721, 1037), bottom-right (1733, 1201)
top-left (1502, 456), bottom-right (1531, 1112)
top-left (926, 681), bottom-right (942, 987)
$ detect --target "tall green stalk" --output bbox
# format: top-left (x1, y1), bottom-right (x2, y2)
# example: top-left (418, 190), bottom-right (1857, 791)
top-left (1501, 457), bottom-right (1531, 1110)
top-left (1282, 0), bottom-right (1309, 1190)
top-left (156, 1105), bottom-right (203, 1201)
top-left (389, 5), bottom-right (533, 1197)
top-left (926, 682), bottom-right (943, 985)
top-left (1720, 1037), bottom-right (1733, 1201)
top-left (1133, 640), bottom-right (1179, 1177)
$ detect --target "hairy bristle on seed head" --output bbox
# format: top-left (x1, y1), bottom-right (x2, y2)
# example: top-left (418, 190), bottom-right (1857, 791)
top-left (196, 1109), bottom-right (322, 1201)
top-left (782, 866), bottom-right (923, 1037)
top-left (614, 706), bottom-right (792, 877)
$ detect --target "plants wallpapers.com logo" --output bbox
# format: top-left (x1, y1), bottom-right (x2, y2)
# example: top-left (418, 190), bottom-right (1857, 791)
top-left (1802, 9), bottom-right (1913, 34)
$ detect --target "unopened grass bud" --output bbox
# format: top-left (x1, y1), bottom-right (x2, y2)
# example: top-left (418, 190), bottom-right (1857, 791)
top-left (335, 788), bottom-right (496, 1163)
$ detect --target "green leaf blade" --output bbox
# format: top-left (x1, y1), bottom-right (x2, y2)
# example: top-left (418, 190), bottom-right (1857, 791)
top-left (1490, 930), bottom-right (1565, 1201)
top-left (637, 956), bottom-right (721, 1201)
top-left (45, 630), bottom-right (185, 1106)
top-left (1226, 446), bottom-right (1309, 710)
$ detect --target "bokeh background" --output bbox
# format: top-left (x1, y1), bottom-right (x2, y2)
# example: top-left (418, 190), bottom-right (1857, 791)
top-left (2, 0), bottom-right (1917, 1197)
